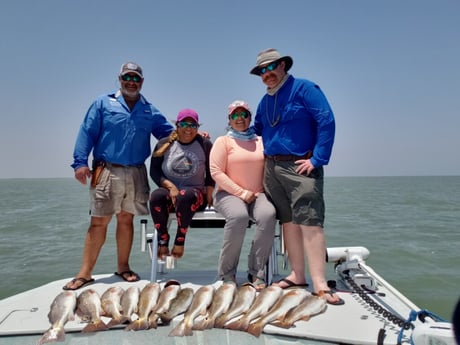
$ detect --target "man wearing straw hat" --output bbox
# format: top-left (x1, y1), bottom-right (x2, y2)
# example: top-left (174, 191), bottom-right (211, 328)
top-left (250, 48), bottom-right (343, 305)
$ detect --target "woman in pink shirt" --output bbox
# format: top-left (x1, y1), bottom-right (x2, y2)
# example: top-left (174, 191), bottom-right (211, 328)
top-left (210, 100), bottom-right (276, 290)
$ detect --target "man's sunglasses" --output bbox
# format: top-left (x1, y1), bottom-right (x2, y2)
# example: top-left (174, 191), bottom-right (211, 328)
top-left (230, 111), bottom-right (249, 120)
top-left (121, 74), bottom-right (142, 82)
top-left (177, 122), bottom-right (199, 129)
top-left (258, 61), bottom-right (279, 75)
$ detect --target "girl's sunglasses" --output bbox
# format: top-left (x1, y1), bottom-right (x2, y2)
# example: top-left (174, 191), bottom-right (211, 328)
top-left (177, 122), bottom-right (199, 129)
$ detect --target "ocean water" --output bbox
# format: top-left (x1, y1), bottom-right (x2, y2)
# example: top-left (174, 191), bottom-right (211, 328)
top-left (0, 176), bottom-right (459, 321)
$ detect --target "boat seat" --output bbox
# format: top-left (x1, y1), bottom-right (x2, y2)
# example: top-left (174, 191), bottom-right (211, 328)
top-left (140, 207), bottom-right (285, 285)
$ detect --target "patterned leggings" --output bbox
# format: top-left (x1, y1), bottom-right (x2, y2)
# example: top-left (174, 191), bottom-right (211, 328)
top-left (149, 187), bottom-right (206, 247)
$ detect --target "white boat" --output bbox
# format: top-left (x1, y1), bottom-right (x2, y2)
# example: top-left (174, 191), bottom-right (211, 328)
top-left (0, 209), bottom-right (455, 345)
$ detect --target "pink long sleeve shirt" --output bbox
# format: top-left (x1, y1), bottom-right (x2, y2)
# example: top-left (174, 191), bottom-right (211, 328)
top-left (210, 135), bottom-right (265, 199)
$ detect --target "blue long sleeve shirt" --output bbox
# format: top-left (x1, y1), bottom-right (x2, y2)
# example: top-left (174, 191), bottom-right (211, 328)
top-left (253, 75), bottom-right (335, 167)
top-left (71, 90), bottom-right (174, 170)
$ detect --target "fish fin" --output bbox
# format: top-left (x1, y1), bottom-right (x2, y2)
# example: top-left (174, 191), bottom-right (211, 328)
top-left (247, 321), bottom-right (263, 337)
top-left (81, 320), bottom-right (108, 333)
top-left (68, 312), bottom-right (76, 322)
top-left (168, 321), bottom-right (186, 337)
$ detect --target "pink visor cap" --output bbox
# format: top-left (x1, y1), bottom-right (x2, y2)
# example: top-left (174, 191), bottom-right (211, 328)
top-left (228, 100), bottom-right (251, 115)
top-left (176, 108), bottom-right (199, 123)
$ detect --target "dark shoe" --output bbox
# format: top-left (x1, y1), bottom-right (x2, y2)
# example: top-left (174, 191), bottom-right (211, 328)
top-left (273, 278), bottom-right (309, 289)
top-left (114, 270), bottom-right (140, 282)
top-left (62, 277), bottom-right (95, 291)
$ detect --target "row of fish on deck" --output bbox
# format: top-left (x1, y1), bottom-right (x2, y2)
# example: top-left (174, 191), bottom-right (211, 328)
top-left (36, 280), bottom-right (327, 344)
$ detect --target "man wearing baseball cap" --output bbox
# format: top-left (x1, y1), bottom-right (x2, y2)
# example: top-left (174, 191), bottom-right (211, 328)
top-left (64, 62), bottom-right (174, 290)
top-left (250, 48), bottom-right (342, 305)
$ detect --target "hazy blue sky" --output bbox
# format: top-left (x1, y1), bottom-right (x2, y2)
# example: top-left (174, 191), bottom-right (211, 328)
top-left (1, 1), bottom-right (459, 178)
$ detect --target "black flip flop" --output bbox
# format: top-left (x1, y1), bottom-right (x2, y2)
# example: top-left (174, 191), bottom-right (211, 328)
top-left (114, 270), bottom-right (140, 282)
top-left (62, 277), bottom-right (95, 291)
top-left (313, 289), bottom-right (345, 305)
top-left (275, 278), bottom-right (309, 289)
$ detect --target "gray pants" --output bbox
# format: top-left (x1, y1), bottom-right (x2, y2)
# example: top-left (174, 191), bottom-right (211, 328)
top-left (215, 190), bottom-right (276, 281)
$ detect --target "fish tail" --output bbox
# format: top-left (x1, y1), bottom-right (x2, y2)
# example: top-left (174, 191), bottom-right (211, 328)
top-left (247, 321), bottom-right (264, 337)
top-left (269, 320), bottom-right (292, 329)
top-left (192, 318), bottom-right (211, 330)
top-left (214, 315), bottom-right (226, 328)
top-left (148, 318), bottom-right (158, 329)
top-left (204, 319), bottom-right (215, 329)
top-left (106, 318), bottom-right (122, 328)
top-left (168, 321), bottom-right (186, 337)
top-left (82, 320), bottom-right (108, 333)
top-left (225, 317), bottom-right (248, 331)
top-left (124, 319), bottom-right (148, 331)
top-left (183, 324), bottom-right (193, 336)
top-left (36, 327), bottom-right (64, 345)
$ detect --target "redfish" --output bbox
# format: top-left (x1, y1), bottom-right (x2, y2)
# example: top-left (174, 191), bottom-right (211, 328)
top-left (168, 285), bottom-right (215, 337)
top-left (76, 289), bottom-right (108, 332)
top-left (247, 288), bottom-right (309, 337)
top-left (36, 290), bottom-right (76, 344)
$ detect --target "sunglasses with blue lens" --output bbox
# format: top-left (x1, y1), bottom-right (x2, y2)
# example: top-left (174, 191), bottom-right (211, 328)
top-left (230, 111), bottom-right (249, 120)
top-left (121, 74), bottom-right (142, 82)
top-left (177, 121), bottom-right (199, 129)
top-left (258, 61), bottom-right (279, 75)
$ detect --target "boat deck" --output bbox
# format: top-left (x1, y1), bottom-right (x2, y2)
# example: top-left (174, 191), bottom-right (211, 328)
top-left (0, 264), bottom-right (453, 345)
top-left (0, 211), bottom-right (454, 345)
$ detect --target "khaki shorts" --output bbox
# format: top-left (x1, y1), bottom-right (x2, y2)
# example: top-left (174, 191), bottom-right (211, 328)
top-left (90, 164), bottom-right (150, 217)
top-left (263, 159), bottom-right (325, 227)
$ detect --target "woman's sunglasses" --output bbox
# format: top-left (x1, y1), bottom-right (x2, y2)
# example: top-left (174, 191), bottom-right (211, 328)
top-left (230, 111), bottom-right (249, 120)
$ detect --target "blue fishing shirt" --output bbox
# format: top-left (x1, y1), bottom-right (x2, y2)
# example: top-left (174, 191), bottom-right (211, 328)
top-left (253, 75), bottom-right (335, 167)
top-left (71, 90), bottom-right (174, 170)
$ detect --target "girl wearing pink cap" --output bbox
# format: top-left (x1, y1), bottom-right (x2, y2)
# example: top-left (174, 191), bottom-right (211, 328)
top-left (149, 109), bottom-right (214, 259)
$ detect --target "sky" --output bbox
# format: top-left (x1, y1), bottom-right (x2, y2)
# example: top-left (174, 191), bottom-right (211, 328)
top-left (1, 0), bottom-right (459, 178)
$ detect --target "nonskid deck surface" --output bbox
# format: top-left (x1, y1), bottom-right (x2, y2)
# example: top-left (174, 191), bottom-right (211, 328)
top-left (0, 270), bottom-right (429, 345)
